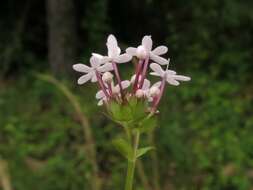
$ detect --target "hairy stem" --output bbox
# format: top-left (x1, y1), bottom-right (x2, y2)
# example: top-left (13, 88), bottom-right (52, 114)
top-left (125, 131), bottom-right (140, 190)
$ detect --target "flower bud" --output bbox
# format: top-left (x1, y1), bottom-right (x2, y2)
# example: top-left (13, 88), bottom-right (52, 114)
top-left (136, 45), bottom-right (148, 59)
top-left (135, 89), bottom-right (144, 98)
top-left (102, 72), bottom-right (113, 83)
top-left (149, 86), bottom-right (160, 97)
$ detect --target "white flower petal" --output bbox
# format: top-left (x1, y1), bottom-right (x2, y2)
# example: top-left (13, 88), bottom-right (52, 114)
top-left (142, 35), bottom-right (152, 51)
top-left (121, 80), bottom-right (130, 89)
top-left (153, 81), bottom-right (162, 87)
top-left (77, 73), bottom-right (92, 84)
top-left (126, 47), bottom-right (137, 56)
top-left (97, 63), bottom-right (113, 72)
top-left (173, 75), bottom-right (191, 81)
top-left (113, 86), bottom-right (120, 94)
top-left (101, 56), bottom-right (112, 63)
top-left (91, 74), bottom-right (97, 82)
top-left (96, 90), bottom-right (105, 99)
top-left (150, 53), bottom-right (169, 65)
top-left (73, 64), bottom-right (91, 73)
top-left (167, 78), bottom-right (180, 86)
top-left (130, 74), bottom-right (136, 83)
top-left (150, 72), bottom-right (161, 76)
top-left (90, 56), bottom-right (101, 68)
top-left (142, 79), bottom-right (151, 90)
top-left (98, 99), bottom-right (104, 106)
top-left (107, 34), bottom-right (120, 58)
top-left (166, 70), bottom-right (177, 75)
top-left (92, 53), bottom-right (104, 60)
top-left (152, 46), bottom-right (168, 55)
top-left (114, 53), bottom-right (132, 63)
top-left (150, 63), bottom-right (164, 76)
top-left (148, 97), bottom-right (153, 102)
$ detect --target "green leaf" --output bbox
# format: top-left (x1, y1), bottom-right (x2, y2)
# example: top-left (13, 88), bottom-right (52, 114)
top-left (136, 146), bottom-right (154, 158)
top-left (128, 97), bottom-right (147, 123)
top-left (108, 102), bottom-right (133, 122)
top-left (112, 138), bottom-right (133, 161)
top-left (138, 116), bottom-right (157, 133)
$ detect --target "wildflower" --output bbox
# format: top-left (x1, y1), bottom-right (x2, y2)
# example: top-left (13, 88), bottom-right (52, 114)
top-left (126, 35), bottom-right (168, 65)
top-left (149, 62), bottom-right (190, 112)
top-left (150, 63), bottom-right (191, 86)
top-left (73, 34), bottom-right (191, 190)
top-left (93, 35), bottom-right (132, 95)
top-left (126, 35), bottom-right (169, 92)
top-left (73, 55), bottom-right (113, 84)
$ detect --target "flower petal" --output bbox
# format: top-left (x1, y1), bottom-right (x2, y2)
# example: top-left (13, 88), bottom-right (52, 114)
top-left (73, 64), bottom-right (91, 73)
top-left (150, 53), bottom-right (169, 65)
top-left (96, 90), bottom-right (105, 99)
top-left (149, 72), bottom-right (161, 76)
top-left (173, 75), bottom-right (191, 81)
top-left (114, 53), bottom-right (132, 63)
top-left (150, 63), bottom-right (164, 76)
top-left (77, 73), bottom-right (92, 84)
top-left (130, 74), bottom-right (136, 83)
top-left (91, 74), bottom-right (98, 82)
top-left (166, 70), bottom-right (177, 75)
top-left (92, 53), bottom-right (104, 59)
top-left (121, 80), bottom-right (130, 89)
top-left (97, 63), bottom-right (113, 72)
top-left (152, 46), bottom-right (168, 55)
top-left (107, 34), bottom-right (120, 58)
top-left (166, 78), bottom-right (180, 86)
top-left (153, 81), bottom-right (162, 87)
top-left (142, 79), bottom-right (151, 90)
top-left (101, 56), bottom-right (112, 63)
top-left (90, 56), bottom-right (101, 68)
top-left (126, 47), bottom-right (137, 56)
top-left (142, 35), bottom-right (152, 51)
top-left (97, 99), bottom-right (104, 106)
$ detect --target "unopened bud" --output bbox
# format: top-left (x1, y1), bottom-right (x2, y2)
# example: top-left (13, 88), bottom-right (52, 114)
top-left (135, 89), bottom-right (144, 98)
top-left (136, 45), bottom-right (148, 59)
top-left (102, 72), bottom-right (113, 83)
top-left (149, 86), bottom-right (160, 97)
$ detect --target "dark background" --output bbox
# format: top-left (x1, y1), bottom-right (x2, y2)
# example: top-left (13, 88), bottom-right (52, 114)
top-left (0, 0), bottom-right (253, 190)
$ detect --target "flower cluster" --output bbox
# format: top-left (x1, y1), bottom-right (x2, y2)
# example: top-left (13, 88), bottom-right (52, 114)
top-left (73, 34), bottom-right (190, 114)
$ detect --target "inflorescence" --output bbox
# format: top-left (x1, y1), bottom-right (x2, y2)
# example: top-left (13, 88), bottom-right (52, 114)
top-left (73, 34), bottom-right (191, 114)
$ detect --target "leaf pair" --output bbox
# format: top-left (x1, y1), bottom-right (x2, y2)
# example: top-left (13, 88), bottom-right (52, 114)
top-left (112, 138), bottom-right (154, 161)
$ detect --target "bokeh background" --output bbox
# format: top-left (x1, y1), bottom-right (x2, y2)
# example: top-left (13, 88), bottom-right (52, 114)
top-left (0, 0), bottom-right (253, 190)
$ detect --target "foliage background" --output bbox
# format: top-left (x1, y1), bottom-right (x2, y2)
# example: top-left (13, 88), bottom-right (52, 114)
top-left (0, 0), bottom-right (253, 189)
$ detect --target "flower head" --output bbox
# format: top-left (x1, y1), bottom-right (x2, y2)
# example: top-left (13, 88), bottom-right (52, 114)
top-left (126, 35), bottom-right (169, 65)
top-left (73, 34), bottom-right (190, 113)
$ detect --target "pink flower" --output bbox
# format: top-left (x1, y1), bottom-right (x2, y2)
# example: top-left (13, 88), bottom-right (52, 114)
top-left (126, 35), bottom-right (169, 65)
top-left (150, 63), bottom-right (191, 86)
top-left (73, 55), bottom-right (113, 84)
top-left (93, 34), bottom-right (132, 64)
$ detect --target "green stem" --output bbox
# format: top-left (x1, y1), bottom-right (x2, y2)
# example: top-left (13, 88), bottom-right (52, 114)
top-left (125, 131), bottom-right (140, 190)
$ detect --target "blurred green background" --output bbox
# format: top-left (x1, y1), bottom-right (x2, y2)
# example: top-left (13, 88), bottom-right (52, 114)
top-left (0, 0), bottom-right (253, 190)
